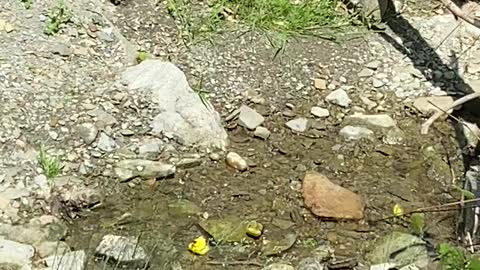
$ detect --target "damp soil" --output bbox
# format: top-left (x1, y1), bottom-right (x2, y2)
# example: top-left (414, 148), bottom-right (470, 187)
top-left (65, 1), bottom-right (468, 269)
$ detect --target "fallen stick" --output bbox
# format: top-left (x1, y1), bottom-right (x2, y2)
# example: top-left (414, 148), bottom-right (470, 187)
top-left (439, 0), bottom-right (480, 29)
top-left (421, 92), bottom-right (480, 134)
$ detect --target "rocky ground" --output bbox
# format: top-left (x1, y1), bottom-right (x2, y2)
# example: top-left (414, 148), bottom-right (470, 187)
top-left (2, 0), bottom-right (480, 269)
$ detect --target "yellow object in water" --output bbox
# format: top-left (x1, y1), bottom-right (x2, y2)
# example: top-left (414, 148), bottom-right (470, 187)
top-left (393, 204), bottom-right (404, 217)
top-left (246, 221), bottom-right (263, 238)
top-left (188, 236), bottom-right (209, 255)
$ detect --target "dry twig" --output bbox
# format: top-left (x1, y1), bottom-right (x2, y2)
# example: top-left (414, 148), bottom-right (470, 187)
top-left (421, 92), bottom-right (480, 134)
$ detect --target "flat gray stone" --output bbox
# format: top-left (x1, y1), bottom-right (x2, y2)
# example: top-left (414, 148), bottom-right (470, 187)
top-left (339, 126), bottom-right (374, 141)
top-left (358, 68), bottom-right (374, 77)
top-left (238, 105), bottom-right (265, 130)
top-left (310, 107), bottom-right (329, 118)
top-left (75, 123), bottom-right (98, 145)
top-left (345, 113), bottom-right (396, 128)
top-left (325, 89), bottom-right (351, 108)
top-left (97, 132), bottom-right (118, 152)
top-left (114, 159), bottom-right (175, 181)
top-left (0, 239), bottom-right (34, 265)
top-left (122, 60), bottom-right (228, 150)
top-left (254, 126), bottom-right (271, 139)
top-left (286, 118), bottom-right (309, 132)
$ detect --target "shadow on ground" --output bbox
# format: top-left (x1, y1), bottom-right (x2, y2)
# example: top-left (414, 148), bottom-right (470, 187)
top-left (378, 0), bottom-right (480, 244)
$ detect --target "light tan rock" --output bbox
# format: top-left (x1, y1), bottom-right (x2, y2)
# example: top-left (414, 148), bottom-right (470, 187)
top-left (303, 171), bottom-right (364, 220)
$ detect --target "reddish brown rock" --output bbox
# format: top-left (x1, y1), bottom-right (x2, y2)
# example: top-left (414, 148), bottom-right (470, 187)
top-left (303, 171), bottom-right (364, 220)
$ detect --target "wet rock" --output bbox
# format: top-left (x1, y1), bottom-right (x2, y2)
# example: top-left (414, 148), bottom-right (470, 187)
top-left (310, 107), bottom-right (329, 118)
top-left (226, 152), bottom-right (248, 171)
top-left (326, 89), bottom-right (351, 108)
top-left (175, 156), bottom-right (202, 169)
top-left (372, 79), bottom-right (385, 88)
top-left (45, 250), bottom-right (85, 270)
top-left (35, 241), bottom-right (70, 258)
top-left (358, 68), bottom-right (374, 77)
top-left (167, 199), bottom-right (201, 217)
top-left (137, 139), bottom-right (163, 157)
top-left (0, 188), bottom-right (30, 200)
top-left (88, 109), bottom-right (117, 127)
top-left (365, 60), bottom-right (381, 70)
top-left (360, 96), bottom-right (377, 110)
top-left (370, 263), bottom-right (397, 270)
top-left (303, 171), bottom-right (364, 219)
top-left (254, 126), bottom-right (271, 139)
top-left (462, 121), bottom-right (480, 147)
top-left (339, 126), bottom-right (374, 141)
top-left (345, 113), bottom-right (396, 128)
top-left (297, 257), bottom-right (326, 270)
top-left (58, 186), bottom-right (102, 209)
top-left (97, 132), bottom-right (118, 152)
top-left (367, 232), bottom-right (429, 269)
top-left (382, 128), bottom-right (406, 145)
top-left (262, 233), bottom-right (297, 256)
top-left (286, 118), bottom-right (309, 132)
top-left (0, 239), bottom-right (34, 265)
top-left (122, 60), bottom-right (228, 150)
top-left (95, 235), bottom-right (148, 268)
top-left (114, 159), bottom-right (175, 181)
top-left (412, 96), bottom-right (455, 115)
top-left (262, 263), bottom-right (295, 270)
top-left (198, 217), bottom-right (252, 243)
top-left (51, 43), bottom-right (73, 57)
top-left (314, 79), bottom-right (327, 90)
top-left (238, 105), bottom-right (265, 130)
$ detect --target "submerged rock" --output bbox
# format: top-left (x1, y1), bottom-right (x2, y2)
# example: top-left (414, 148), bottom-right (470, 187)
top-left (345, 113), bottom-right (396, 128)
top-left (367, 232), bottom-right (429, 269)
top-left (45, 250), bottom-right (85, 270)
top-left (339, 126), bottom-right (374, 141)
top-left (95, 235), bottom-right (148, 268)
top-left (114, 159), bottom-right (175, 181)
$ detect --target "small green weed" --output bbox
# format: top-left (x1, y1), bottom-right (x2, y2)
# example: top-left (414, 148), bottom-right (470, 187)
top-left (410, 213), bottom-right (425, 237)
top-left (192, 76), bottom-right (214, 111)
top-left (20, 0), bottom-right (33, 9)
top-left (438, 243), bottom-right (480, 270)
top-left (440, 243), bottom-right (465, 270)
top-left (38, 145), bottom-right (63, 179)
top-left (44, 0), bottom-right (72, 35)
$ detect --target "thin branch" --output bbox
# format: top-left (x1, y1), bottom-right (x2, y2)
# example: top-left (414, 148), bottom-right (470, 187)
top-left (440, 0), bottom-right (480, 29)
top-left (421, 92), bottom-right (480, 134)
top-left (373, 197), bottom-right (480, 222)
top-left (427, 100), bottom-right (480, 142)
top-left (206, 260), bottom-right (263, 267)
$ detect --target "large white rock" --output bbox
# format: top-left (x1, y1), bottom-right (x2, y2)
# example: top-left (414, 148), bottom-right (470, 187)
top-left (122, 60), bottom-right (228, 150)
top-left (0, 239), bottom-right (34, 265)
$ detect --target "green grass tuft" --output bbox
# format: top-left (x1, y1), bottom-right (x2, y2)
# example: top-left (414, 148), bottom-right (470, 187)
top-left (44, 0), bottom-right (72, 35)
top-left (166, 0), bottom-right (360, 45)
top-left (38, 145), bottom-right (63, 179)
